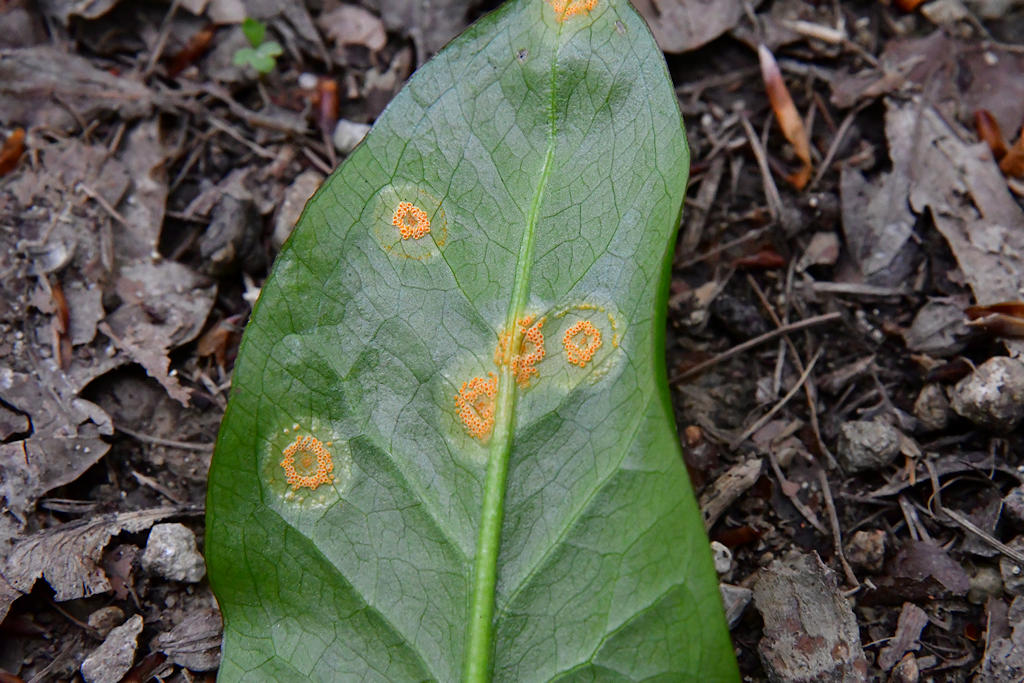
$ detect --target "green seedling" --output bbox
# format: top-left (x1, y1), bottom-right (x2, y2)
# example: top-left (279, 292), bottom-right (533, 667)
top-left (232, 17), bottom-right (282, 75)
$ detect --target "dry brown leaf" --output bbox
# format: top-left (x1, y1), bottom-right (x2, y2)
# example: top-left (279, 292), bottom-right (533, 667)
top-left (758, 44), bottom-right (812, 190)
top-left (967, 301), bottom-right (1024, 319)
top-left (999, 128), bottom-right (1024, 178)
top-left (966, 302), bottom-right (1024, 339)
top-left (0, 127), bottom-right (24, 176)
top-left (631, 0), bottom-right (743, 54)
top-left (0, 47), bottom-right (153, 131)
top-left (317, 4), bottom-right (387, 54)
top-left (151, 608), bottom-right (223, 672)
top-left (99, 261), bottom-right (216, 406)
top-left (0, 506), bottom-right (192, 622)
top-left (975, 110), bottom-right (1008, 160)
top-left (365, 0), bottom-right (466, 62)
top-left (0, 366), bottom-right (113, 521)
top-left (168, 23), bottom-right (216, 78)
top-left (890, 99), bottom-right (1024, 356)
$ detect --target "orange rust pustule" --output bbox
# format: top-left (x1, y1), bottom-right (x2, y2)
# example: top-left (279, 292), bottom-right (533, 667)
top-left (392, 201), bottom-right (431, 240)
top-left (495, 316), bottom-right (546, 387)
top-left (280, 435), bottom-right (335, 490)
top-left (455, 373), bottom-right (498, 440)
top-left (563, 320), bottom-right (602, 367)
top-left (547, 0), bottom-right (597, 21)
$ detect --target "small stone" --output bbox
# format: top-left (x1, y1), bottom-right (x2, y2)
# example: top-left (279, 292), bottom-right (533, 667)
top-left (81, 614), bottom-right (143, 683)
top-left (837, 419), bottom-right (902, 473)
top-left (912, 383), bottom-right (951, 432)
top-left (720, 583), bottom-right (752, 629)
top-left (889, 652), bottom-right (919, 683)
top-left (711, 541), bottom-right (733, 576)
top-left (999, 538), bottom-right (1024, 596)
top-left (87, 606), bottom-right (125, 638)
top-left (846, 529), bottom-right (887, 573)
top-left (753, 553), bottom-right (868, 682)
top-left (1004, 486), bottom-right (1024, 528)
top-left (950, 357), bottom-right (1024, 431)
top-left (333, 119), bottom-right (370, 155)
top-left (141, 523), bottom-right (206, 583)
top-left (968, 566), bottom-right (1003, 604)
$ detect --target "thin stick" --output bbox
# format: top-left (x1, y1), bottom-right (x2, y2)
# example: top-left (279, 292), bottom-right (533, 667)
top-left (747, 274), bottom-right (836, 467)
top-left (808, 102), bottom-right (868, 190)
top-left (818, 468), bottom-right (859, 587)
top-left (941, 506), bottom-right (1024, 566)
top-left (144, 0), bottom-right (181, 76)
top-left (766, 448), bottom-right (827, 534)
top-left (672, 312), bottom-right (840, 383)
top-left (730, 347), bottom-right (823, 449)
top-left (676, 226), bottom-right (770, 269)
top-left (740, 115), bottom-right (783, 222)
top-left (117, 424), bottom-right (214, 452)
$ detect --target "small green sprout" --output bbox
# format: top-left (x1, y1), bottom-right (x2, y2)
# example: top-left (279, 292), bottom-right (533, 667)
top-left (233, 18), bottom-right (283, 75)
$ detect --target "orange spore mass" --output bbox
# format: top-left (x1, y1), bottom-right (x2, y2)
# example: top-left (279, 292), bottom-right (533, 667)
top-left (392, 201), bottom-right (431, 240)
top-left (280, 435), bottom-right (335, 490)
top-left (563, 320), bottom-right (602, 367)
top-left (547, 0), bottom-right (597, 21)
top-left (495, 316), bottom-right (546, 387)
top-left (455, 373), bottom-right (498, 440)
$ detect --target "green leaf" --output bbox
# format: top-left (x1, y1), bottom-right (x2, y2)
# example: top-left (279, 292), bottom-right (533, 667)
top-left (206, 0), bottom-right (739, 680)
top-left (241, 17), bottom-right (266, 47)
top-left (259, 41), bottom-right (283, 59)
top-left (231, 47), bottom-right (256, 68)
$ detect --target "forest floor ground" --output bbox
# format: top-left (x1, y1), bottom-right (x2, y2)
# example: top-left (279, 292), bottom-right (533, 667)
top-left (2, 0), bottom-right (1024, 680)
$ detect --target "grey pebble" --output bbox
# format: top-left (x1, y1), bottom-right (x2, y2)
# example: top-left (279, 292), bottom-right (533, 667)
top-left (141, 523), bottom-right (206, 583)
top-left (81, 614), bottom-right (143, 683)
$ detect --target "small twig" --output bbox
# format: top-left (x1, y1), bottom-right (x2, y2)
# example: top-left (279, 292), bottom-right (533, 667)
top-left (302, 145), bottom-right (334, 175)
top-left (941, 506), bottom-right (1024, 566)
top-left (672, 312), bottom-right (840, 383)
top-left (208, 116), bottom-right (278, 160)
top-left (765, 448), bottom-right (827, 534)
top-left (676, 226), bottom-right (770, 269)
top-left (679, 154), bottom-right (725, 256)
top-left (898, 495), bottom-right (931, 542)
top-left (730, 347), bottom-right (823, 449)
top-left (798, 280), bottom-right (912, 297)
top-left (808, 102), bottom-right (868, 190)
top-left (132, 470), bottom-right (186, 505)
top-left (740, 115), bottom-right (783, 222)
top-left (77, 183), bottom-right (129, 227)
top-left (144, 0), bottom-right (181, 76)
top-left (747, 274), bottom-right (837, 467)
top-left (117, 424), bottom-right (213, 452)
top-left (818, 468), bottom-right (859, 587)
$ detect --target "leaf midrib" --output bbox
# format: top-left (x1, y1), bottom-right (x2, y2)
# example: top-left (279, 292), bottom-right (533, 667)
top-left (462, 14), bottom-right (565, 682)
